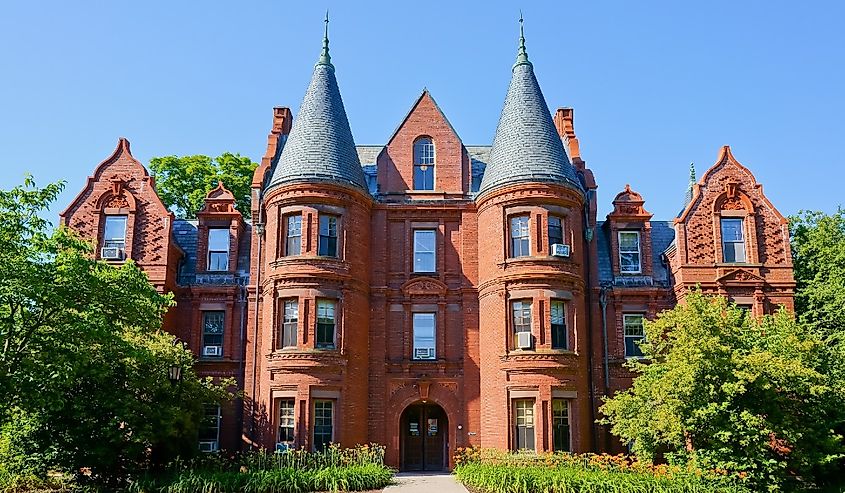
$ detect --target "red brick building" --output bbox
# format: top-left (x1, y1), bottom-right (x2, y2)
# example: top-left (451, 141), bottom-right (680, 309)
top-left (59, 23), bottom-right (794, 470)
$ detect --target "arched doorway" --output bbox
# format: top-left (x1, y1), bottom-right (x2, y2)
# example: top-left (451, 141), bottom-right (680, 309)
top-left (400, 402), bottom-right (448, 471)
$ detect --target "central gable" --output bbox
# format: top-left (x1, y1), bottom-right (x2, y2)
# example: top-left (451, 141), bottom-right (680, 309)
top-left (376, 90), bottom-right (470, 196)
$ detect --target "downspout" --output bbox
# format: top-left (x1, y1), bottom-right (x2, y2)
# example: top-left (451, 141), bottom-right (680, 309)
top-left (599, 287), bottom-right (610, 396)
top-left (249, 200), bottom-right (264, 448)
top-left (582, 192), bottom-right (598, 451)
top-left (236, 282), bottom-right (247, 451)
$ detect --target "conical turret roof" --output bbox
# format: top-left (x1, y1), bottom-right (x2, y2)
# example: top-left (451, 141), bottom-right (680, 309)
top-left (267, 17), bottom-right (367, 193)
top-left (478, 18), bottom-right (582, 197)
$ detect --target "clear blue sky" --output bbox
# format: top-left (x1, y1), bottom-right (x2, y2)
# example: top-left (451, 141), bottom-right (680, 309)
top-left (1, 1), bottom-right (842, 221)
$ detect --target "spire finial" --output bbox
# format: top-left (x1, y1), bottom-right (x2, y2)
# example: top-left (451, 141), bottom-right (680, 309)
top-left (689, 162), bottom-right (696, 184)
top-left (514, 11), bottom-right (531, 69)
top-left (317, 11), bottom-right (332, 68)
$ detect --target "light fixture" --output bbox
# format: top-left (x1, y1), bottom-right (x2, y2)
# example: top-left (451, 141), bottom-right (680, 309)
top-left (168, 364), bottom-right (183, 384)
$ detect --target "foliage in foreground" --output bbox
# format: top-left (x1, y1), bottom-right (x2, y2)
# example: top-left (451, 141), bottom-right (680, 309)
top-left (149, 153), bottom-right (256, 218)
top-left (599, 292), bottom-right (845, 491)
top-left (0, 179), bottom-right (234, 486)
top-left (453, 448), bottom-right (749, 493)
top-left (129, 445), bottom-right (393, 493)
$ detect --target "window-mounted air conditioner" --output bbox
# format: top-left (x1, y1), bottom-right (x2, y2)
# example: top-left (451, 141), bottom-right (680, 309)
top-left (101, 247), bottom-right (122, 260)
top-left (199, 441), bottom-right (218, 452)
top-left (414, 347), bottom-right (435, 360)
top-left (551, 244), bottom-right (571, 258)
top-left (516, 331), bottom-right (533, 349)
top-left (203, 346), bottom-right (222, 357)
top-left (275, 442), bottom-right (291, 453)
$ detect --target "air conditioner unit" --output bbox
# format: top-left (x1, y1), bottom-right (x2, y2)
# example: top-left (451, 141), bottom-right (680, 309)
top-left (275, 442), bottom-right (291, 453)
top-left (516, 331), bottom-right (533, 349)
top-left (414, 348), bottom-right (435, 360)
top-left (198, 441), bottom-right (218, 452)
top-left (100, 247), bottom-right (122, 260)
top-left (203, 346), bottom-right (222, 357)
top-left (551, 244), bottom-right (571, 258)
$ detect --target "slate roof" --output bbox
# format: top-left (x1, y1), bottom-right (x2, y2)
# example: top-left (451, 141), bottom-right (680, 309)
top-left (266, 61), bottom-right (367, 193)
top-left (477, 58), bottom-right (582, 197)
top-left (596, 220), bottom-right (676, 286)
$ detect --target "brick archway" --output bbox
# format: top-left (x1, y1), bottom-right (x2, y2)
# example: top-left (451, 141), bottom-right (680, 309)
top-left (385, 382), bottom-right (462, 470)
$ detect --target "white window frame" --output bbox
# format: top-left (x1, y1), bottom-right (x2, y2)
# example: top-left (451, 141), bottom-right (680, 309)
top-left (623, 313), bottom-right (646, 358)
top-left (207, 228), bottom-right (230, 271)
top-left (413, 229), bottom-right (436, 273)
top-left (412, 312), bottom-right (436, 360)
top-left (720, 217), bottom-right (747, 263)
top-left (278, 399), bottom-right (295, 444)
top-left (618, 231), bottom-right (642, 274)
top-left (551, 398), bottom-right (571, 452)
top-left (199, 403), bottom-right (221, 452)
top-left (103, 215), bottom-right (127, 251)
top-left (281, 299), bottom-right (298, 349)
top-left (510, 216), bottom-right (530, 258)
top-left (201, 311), bottom-right (225, 358)
top-left (313, 400), bottom-right (334, 452)
top-left (316, 299), bottom-right (336, 349)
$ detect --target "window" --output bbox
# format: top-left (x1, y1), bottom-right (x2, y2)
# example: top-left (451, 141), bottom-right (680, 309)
top-left (548, 216), bottom-right (563, 250)
top-left (513, 399), bottom-right (535, 450)
top-left (281, 300), bottom-right (298, 348)
top-left (286, 215), bottom-right (302, 256)
top-left (412, 313), bottom-right (436, 360)
top-left (199, 404), bottom-right (221, 452)
top-left (552, 399), bottom-right (571, 452)
top-left (618, 231), bottom-right (641, 274)
top-left (551, 300), bottom-right (567, 349)
top-left (413, 137), bottom-right (435, 190)
top-left (318, 215), bottom-right (338, 257)
top-left (207, 228), bottom-right (230, 271)
top-left (623, 314), bottom-right (645, 358)
top-left (512, 300), bottom-right (532, 348)
top-left (510, 216), bottom-right (530, 258)
top-left (721, 218), bottom-right (746, 263)
top-left (103, 215), bottom-right (127, 252)
top-left (313, 400), bottom-right (333, 451)
top-left (316, 300), bottom-right (336, 349)
top-left (202, 311), bottom-right (224, 358)
top-left (413, 230), bottom-right (436, 272)
top-left (278, 399), bottom-right (295, 443)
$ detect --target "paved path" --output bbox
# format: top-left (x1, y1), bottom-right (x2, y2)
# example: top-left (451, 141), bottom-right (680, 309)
top-left (383, 472), bottom-right (469, 493)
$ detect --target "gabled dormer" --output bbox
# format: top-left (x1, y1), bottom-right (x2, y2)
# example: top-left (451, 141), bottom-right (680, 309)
top-left (606, 185), bottom-right (654, 279)
top-left (196, 182), bottom-right (245, 274)
top-left (376, 90), bottom-right (470, 198)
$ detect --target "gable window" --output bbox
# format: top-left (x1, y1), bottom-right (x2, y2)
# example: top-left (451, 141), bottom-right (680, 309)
top-left (412, 312), bottom-right (436, 360)
top-left (316, 300), bottom-right (336, 349)
top-left (278, 399), bottom-right (295, 444)
top-left (413, 230), bottom-right (436, 272)
top-left (286, 214), bottom-right (302, 256)
top-left (510, 216), bottom-right (530, 258)
top-left (199, 404), bottom-right (221, 452)
top-left (512, 300), bottom-right (532, 349)
top-left (102, 215), bottom-right (127, 257)
top-left (721, 218), bottom-right (746, 263)
top-left (552, 399), bottom-right (571, 452)
top-left (550, 300), bottom-right (567, 349)
top-left (207, 228), bottom-right (230, 271)
top-left (313, 400), bottom-right (334, 451)
top-left (618, 231), bottom-right (641, 274)
top-left (413, 137), bottom-right (435, 190)
top-left (318, 215), bottom-right (338, 257)
top-left (548, 216), bottom-right (564, 250)
top-left (202, 311), bottom-right (224, 358)
top-left (623, 313), bottom-right (645, 358)
top-left (513, 399), bottom-right (535, 451)
top-left (281, 299), bottom-right (298, 348)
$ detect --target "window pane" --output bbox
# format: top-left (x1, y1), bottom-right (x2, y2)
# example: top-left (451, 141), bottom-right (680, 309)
top-left (203, 311), bottom-right (224, 353)
top-left (279, 399), bottom-right (295, 443)
top-left (721, 218), bottom-right (744, 241)
top-left (548, 216), bottom-right (563, 249)
top-left (619, 232), bottom-right (641, 273)
top-left (316, 300), bottom-right (335, 349)
top-left (282, 300), bottom-right (298, 348)
top-left (209, 252), bottom-right (228, 271)
top-left (551, 301), bottom-right (567, 349)
top-left (314, 401), bottom-right (333, 451)
top-left (552, 399), bottom-right (570, 452)
top-left (286, 215), bottom-right (302, 256)
top-left (413, 313), bottom-right (436, 359)
top-left (413, 230), bottom-right (436, 272)
top-left (104, 216), bottom-right (127, 242)
top-left (513, 399), bottom-right (535, 450)
top-left (199, 404), bottom-right (220, 445)
top-left (624, 314), bottom-right (645, 357)
top-left (208, 228), bottom-right (229, 251)
top-left (721, 219), bottom-right (746, 263)
top-left (510, 216), bottom-right (530, 258)
top-left (318, 216), bottom-right (338, 257)
top-left (413, 138), bottom-right (435, 165)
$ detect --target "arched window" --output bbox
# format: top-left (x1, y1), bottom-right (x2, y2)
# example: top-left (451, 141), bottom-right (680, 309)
top-left (413, 137), bottom-right (435, 190)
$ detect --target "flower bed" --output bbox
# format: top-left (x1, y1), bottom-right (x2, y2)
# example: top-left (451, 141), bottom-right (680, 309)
top-left (453, 448), bottom-right (750, 493)
top-left (129, 444), bottom-right (394, 493)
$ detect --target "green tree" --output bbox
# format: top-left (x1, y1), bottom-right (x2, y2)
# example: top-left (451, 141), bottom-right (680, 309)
top-left (790, 209), bottom-right (845, 336)
top-left (0, 178), bottom-right (234, 485)
top-left (600, 292), bottom-right (845, 491)
top-left (149, 153), bottom-right (256, 218)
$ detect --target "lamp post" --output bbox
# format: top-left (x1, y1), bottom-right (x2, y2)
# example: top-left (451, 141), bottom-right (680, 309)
top-left (168, 364), bottom-right (183, 385)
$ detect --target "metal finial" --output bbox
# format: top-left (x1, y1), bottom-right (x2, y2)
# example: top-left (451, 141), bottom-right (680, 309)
top-left (689, 162), bottom-right (696, 183)
top-left (317, 11), bottom-right (332, 67)
top-left (514, 11), bottom-right (531, 68)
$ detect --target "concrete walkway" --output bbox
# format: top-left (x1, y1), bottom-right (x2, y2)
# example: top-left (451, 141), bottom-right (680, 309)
top-left (383, 472), bottom-right (469, 493)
